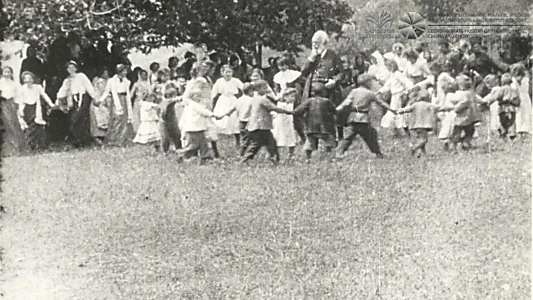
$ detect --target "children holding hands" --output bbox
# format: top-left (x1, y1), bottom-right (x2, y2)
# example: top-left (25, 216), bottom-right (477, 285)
top-left (177, 86), bottom-right (229, 164)
top-left (292, 83), bottom-right (337, 162)
top-left (241, 80), bottom-right (293, 164)
top-left (396, 87), bottom-right (453, 157)
top-left (336, 74), bottom-right (396, 158)
top-left (481, 73), bottom-right (520, 140)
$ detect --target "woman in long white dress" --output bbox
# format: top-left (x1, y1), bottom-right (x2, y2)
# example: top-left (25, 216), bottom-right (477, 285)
top-left (212, 65), bottom-right (243, 147)
top-left (510, 63), bottom-right (531, 136)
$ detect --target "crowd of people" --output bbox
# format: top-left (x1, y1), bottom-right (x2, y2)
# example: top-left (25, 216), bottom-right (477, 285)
top-left (0, 30), bottom-right (531, 164)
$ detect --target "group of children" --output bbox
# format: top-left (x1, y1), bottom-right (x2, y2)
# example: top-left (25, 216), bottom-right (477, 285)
top-left (125, 51), bottom-right (530, 165)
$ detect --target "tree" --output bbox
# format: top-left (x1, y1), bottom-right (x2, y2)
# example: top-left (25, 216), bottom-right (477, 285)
top-left (3, 0), bottom-right (354, 63)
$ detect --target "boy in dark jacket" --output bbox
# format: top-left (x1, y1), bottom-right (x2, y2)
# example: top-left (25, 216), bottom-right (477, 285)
top-left (293, 83), bottom-right (337, 162)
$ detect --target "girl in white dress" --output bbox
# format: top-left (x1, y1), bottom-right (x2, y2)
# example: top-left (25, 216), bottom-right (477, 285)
top-left (272, 88), bottom-right (298, 157)
top-left (131, 69), bottom-right (152, 134)
top-left (212, 65), bottom-right (243, 146)
top-left (272, 57), bottom-right (300, 155)
top-left (483, 75), bottom-right (502, 134)
top-left (510, 63), bottom-right (531, 136)
top-left (273, 57), bottom-right (301, 94)
top-left (133, 93), bottom-right (161, 147)
top-left (438, 81), bottom-right (458, 150)
top-left (379, 59), bottom-right (414, 137)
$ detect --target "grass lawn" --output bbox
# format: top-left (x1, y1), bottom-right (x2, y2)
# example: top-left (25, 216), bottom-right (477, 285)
top-left (1, 127), bottom-right (531, 299)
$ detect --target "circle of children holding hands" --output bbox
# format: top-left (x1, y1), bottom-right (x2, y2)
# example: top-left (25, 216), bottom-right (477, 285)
top-left (0, 31), bottom-right (531, 163)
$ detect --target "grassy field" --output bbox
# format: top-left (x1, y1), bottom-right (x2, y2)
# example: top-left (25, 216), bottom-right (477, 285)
top-left (1, 127), bottom-right (531, 300)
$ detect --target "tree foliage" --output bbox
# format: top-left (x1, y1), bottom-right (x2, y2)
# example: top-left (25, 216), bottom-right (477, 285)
top-left (2, 0), bottom-right (353, 55)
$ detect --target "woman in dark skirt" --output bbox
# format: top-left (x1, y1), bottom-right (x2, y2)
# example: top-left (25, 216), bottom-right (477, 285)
top-left (56, 61), bottom-right (98, 147)
top-left (17, 71), bottom-right (56, 151)
top-left (0, 66), bottom-right (26, 156)
top-left (99, 64), bottom-right (133, 146)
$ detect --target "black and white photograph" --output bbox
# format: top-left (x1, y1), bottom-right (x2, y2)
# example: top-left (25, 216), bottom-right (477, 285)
top-left (0, 0), bottom-right (531, 298)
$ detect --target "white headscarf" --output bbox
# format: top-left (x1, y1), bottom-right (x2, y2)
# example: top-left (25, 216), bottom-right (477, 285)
top-left (369, 51), bottom-right (391, 83)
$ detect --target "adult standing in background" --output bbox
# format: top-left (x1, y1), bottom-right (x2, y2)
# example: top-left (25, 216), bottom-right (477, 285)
top-left (90, 67), bottom-right (111, 143)
top-left (299, 30), bottom-right (345, 140)
top-left (20, 45), bottom-right (45, 84)
top-left (17, 71), bottom-right (56, 151)
top-left (56, 61), bottom-right (98, 148)
top-left (168, 56), bottom-right (180, 81)
top-left (101, 64), bottom-right (133, 147)
top-left (353, 52), bottom-right (370, 78)
top-left (465, 38), bottom-right (508, 97)
top-left (181, 51), bottom-right (197, 81)
top-left (385, 43), bottom-right (408, 73)
top-left (434, 38), bottom-right (465, 77)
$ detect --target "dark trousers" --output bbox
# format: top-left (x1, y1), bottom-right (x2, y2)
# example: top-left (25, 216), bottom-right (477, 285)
top-left (239, 121), bottom-right (251, 156)
top-left (337, 122), bottom-right (382, 155)
top-left (160, 122), bottom-right (182, 152)
top-left (451, 123), bottom-right (475, 146)
top-left (499, 112), bottom-right (516, 137)
top-left (293, 116), bottom-right (306, 143)
top-left (411, 128), bottom-right (430, 152)
top-left (244, 130), bottom-right (279, 161)
top-left (178, 131), bottom-right (210, 159)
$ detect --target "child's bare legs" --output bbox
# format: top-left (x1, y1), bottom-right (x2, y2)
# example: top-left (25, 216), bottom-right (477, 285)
top-left (403, 127), bottom-right (411, 137)
top-left (288, 146), bottom-right (295, 157)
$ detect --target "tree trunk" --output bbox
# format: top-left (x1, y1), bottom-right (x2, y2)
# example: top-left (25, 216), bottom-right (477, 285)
top-left (254, 42), bottom-right (262, 68)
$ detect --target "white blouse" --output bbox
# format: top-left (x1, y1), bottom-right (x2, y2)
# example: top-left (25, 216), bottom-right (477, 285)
top-left (57, 73), bottom-right (97, 99)
top-left (273, 70), bottom-right (301, 92)
top-left (405, 60), bottom-right (431, 78)
top-left (99, 75), bottom-right (132, 110)
top-left (107, 75), bottom-right (130, 94)
top-left (0, 78), bottom-right (19, 100)
top-left (379, 71), bottom-right (414, 95)
top-left (18, 84), bottom-right (48, 105)
top-left (211, 77), bottom-right (243, 98)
